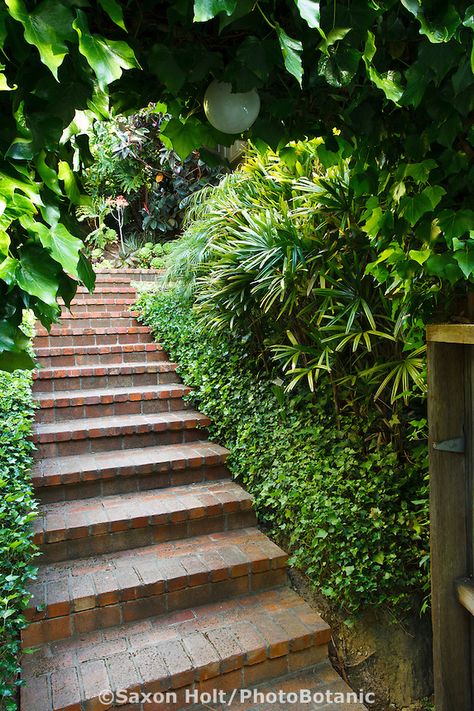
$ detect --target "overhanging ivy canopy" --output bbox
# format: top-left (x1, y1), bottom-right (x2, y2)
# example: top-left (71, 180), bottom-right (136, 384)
top-left (0, 0), bottom-right (473, 368)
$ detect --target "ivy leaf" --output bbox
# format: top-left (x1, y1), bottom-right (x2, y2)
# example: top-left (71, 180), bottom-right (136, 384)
top-left (193, 0), bottom-right (237, 22)
top-left (149, 44), bottom-right (186, 94)
top-left (438, 209), bottom-right (474, 244)
top-left (98, 0), bottom-right (126, 30)
top-left (16, 244), bottom-right (60, 306)
top-left (0, 257), bottom-right (19, 284)
top-left (408, 249), bottom-right (431, 265)
top-left (73, 11), bottom-right (140, 90)
top-left (363, 32), bottom-right (403, 102)
top-left (5, 0), bottom-right (74, 79)
top-left (276, 24), bottom-right (303, 86)
top-left (20, 217), bottom-right (82, 277)
top-left (463, 5), bottom-right (474, 29)
top-left (161, 118), bottom-right (208, 159)
top-left (318, 46), bottom-right (360, 87)
top-left (400, 0), bottom-right (461, 43)
top-left (318, 28), bottom-right (351, 56)
top-left (77, 252), bottom-right (96, 292)
top-left (454, 247), bottom-right (474, 279)
top-left (294, 0), bottom-right (320, 29)
top-left (58, 161), bottom-right (82, 205)
top-left (399, 186), bottom-right (445, 227)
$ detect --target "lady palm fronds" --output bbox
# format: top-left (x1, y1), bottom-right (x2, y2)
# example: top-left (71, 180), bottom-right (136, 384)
top-left (166, 141), bottom-right (431, 407)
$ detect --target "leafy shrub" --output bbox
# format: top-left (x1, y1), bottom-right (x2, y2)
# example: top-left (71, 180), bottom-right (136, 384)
top-left (137, 288), bottom-right (429, 618)
top-left (83, 105), bottom-right (223, 250)
top-left (0, 369), bottom-right (38, 709)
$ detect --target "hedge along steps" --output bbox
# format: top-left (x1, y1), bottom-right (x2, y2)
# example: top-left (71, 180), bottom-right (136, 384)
top-left (22, 269), bottom-right (364, 711)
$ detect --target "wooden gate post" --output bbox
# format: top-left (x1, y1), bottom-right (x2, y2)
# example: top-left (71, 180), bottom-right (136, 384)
top-left (427, 326), bottom-right (474, 711)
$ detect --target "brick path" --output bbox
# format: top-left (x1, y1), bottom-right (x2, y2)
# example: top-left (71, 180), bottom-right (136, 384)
top-left (21, 269), bottom-right (366, 710)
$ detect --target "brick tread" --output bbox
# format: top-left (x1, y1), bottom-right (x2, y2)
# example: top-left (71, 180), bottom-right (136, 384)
top-left (35, 342), bottom-right (163, 358)
top-left (21, 588), bottom-right (330, 711)
top-left (33, 360), bottom-right (177, 380)
top-left (33, 440), bottom-right (228, 486)
top-left (35, 383), bottom-right (190, 409)
top-left (59, 310), bottom-right (138, 319)
top-left (33, 480), bottom-right (253, 545)
top-left (26, 528), bottom-right (287, 623)
top-left (33, 409), bottom-right (209, 443)
top-left (209, 662), bottom-right (367, 710)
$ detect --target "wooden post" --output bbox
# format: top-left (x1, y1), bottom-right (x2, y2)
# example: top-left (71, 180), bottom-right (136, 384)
top-left (428, 330), bottom-right (473, 711)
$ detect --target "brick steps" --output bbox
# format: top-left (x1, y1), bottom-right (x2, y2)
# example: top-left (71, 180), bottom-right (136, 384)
top-left (94, 268), bottom-right (161, 282)
top-left (33, 441), bottom-right (230, 503)
top-left (33, 409), bottom-right (210, 458)
top-left (24, 528), bottom-right (288, 646)
top-left (34, 325), bottom-right (153, 348)
top-left (209, 662), bottom-right (367, 710)
top-left (34, 383), bottom-right (191, 422)
top-left (33, 480), bottom-right (256, 563)
top-left (33, 361), bottom-right (179, 392)
top-left (65, 298), bottom-right (136, 312)
top-left (22, 270), bottom-right (349, 711)
top-left (21, 588), bottom-right (331, 711)
top-left (38, 312), bottom-right (141, 332)
top-left (35, 342), bottom-right (166, 368)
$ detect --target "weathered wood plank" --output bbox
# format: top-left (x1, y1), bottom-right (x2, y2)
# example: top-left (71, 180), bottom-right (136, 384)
top-left (428, 341), bottom-right (472, 711)
top-left (427, 324), bottom-right (474, 344)
top-left (456, 578), bottom-right (474, 617)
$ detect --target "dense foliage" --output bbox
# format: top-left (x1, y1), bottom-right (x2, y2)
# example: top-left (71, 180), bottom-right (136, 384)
top-left (165, 142), bottom-right (451, 452)
top-left (0, 368), bottom-right (37, 709)
top-left (79, 106), bottom-right (223, 267)
top-left (1, 0), bottom-right (472, 368)
top-left (137, 288), bottom-right (429, 617)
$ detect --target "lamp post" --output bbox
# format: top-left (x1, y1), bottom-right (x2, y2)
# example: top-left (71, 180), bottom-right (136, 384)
top-left (204, 80), bottom-right (260, 134)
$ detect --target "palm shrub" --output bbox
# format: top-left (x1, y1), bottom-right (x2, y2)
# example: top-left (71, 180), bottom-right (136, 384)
top-left (165, 142), bottom-right (451, 434)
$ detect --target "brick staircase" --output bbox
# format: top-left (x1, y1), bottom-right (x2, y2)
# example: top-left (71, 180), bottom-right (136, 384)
top-left (21, 270), bottom-right (366, 710)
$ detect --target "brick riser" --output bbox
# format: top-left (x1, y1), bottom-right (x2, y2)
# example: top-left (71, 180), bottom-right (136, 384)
top-left (33, 365), bottom-right (179, 393)
top-left (35, 386), bottom-right (192, 423)
top-left (22, 271), bottom-right (344, 711)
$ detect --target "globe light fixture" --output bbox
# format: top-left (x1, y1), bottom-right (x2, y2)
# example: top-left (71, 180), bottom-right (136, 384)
top-left (204, 80), bottom-right (260, 134)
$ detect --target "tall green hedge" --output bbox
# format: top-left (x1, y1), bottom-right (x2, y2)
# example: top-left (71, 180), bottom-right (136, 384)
top-left (0, 370), bottom-right (37, 710)
top-left (137, 288), bottom-right (429, 618)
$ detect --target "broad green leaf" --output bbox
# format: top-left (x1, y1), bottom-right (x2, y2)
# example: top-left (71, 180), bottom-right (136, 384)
top-left (58, 161), bottom-right (81, 205)
top-left (0, 170), bottom-right (42, 206)
top-left (98, 0), bottom-right (125, 30)
top-left (438, 209), bottom-right (474, 244)
top-left (35, 151), bottom-right (61, 196)
top-left (6, 137), bottom-right (34, 160)
top-left (363, 32), bottom-right (403, 103)
top-left (400, 0), bottom-right (461, 43)
top-left (294, 0), bottom-right (320, 29)
top-left (402, 160), bottom-right (437, 183)
top-left (0, 231), bottom-right (10, 255)
top-left (16, 244), bottom-right (60, 305)
top-left (0, 257), bottom-right (18, 284)
top-left (0, 321), bottom-right (29, 353)
top-left (0, 349), bottom-right (35, 371)
top-left (149, 44), bottom-right (186, 94)
top-left (0, 64), bottom-right (14, 91)
top-left (318, 28), bottom-right (351, 56)
top-left (77, 252), bottom-right (96, 292)
top-left (464, 5), bottom-right (474, 29)
top-left (362, 206), bottom-right (384, 238)
top-left (455, 247), bottom-right (474, 278)
top-left (193, 0), bottom-right (237, 22)
top-left (318, 46), bottom-right (360, 87)
top-left (5, 0), bottom-right (74, 78)
top-left (276, 25), bottom-right (303, 86)
top-left (408, 249), bottom-right (431, 265)
top-left (161, 118), bottom-right (209, 159)
top-left (399, 186), bottom-right (445, 227)
top-left (73, 11), bottom-right (140, 90)
top-left (20, 217), bottom-right (82, 277)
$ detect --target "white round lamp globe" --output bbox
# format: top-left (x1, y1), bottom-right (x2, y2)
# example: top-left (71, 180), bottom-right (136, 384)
top-left (204, 80), bottom-right (260, 134)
